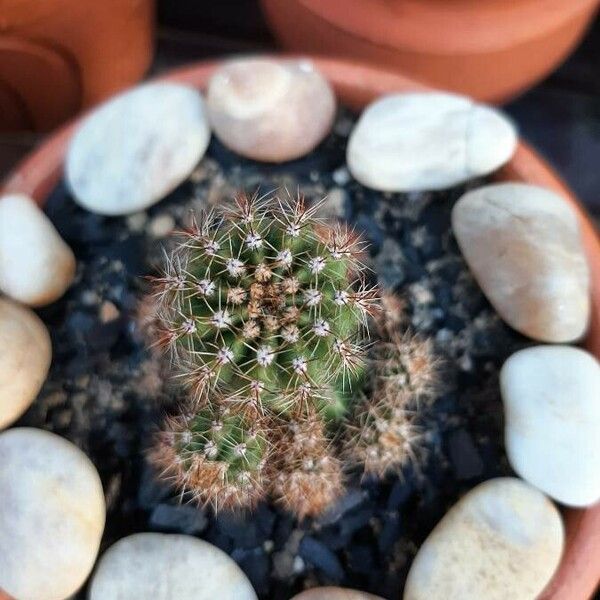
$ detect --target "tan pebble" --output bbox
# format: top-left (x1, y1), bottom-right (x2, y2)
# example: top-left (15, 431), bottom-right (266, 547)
top-left (148, 214), bottom-right (175, 238)
top-left (347, 92), bottom-right (516, 192)
top-left (0, 298), bottom-right (51, 429)
top-left (99, 300), bottom-right (120, 323)
top-left (207, 58), bottom-right (335, 162)
top-left (291, 587), bottom-right (385, 600)
top-left (0, 428), bottom-right (105, 600)
top-left (452, 182), bottom-right (590, 342)
top-left (501, 345), bottom-right (600, 506)
top-left (404, 478), bottom-right (564, 600)
top-left (0, 194), bottom-right (75, 306)
top-left (89, 533), bottom-right (256, 599)
top-left (126, 212), bottom-right (148, 232)
top-left (66, 82), bottom-right (210, 215)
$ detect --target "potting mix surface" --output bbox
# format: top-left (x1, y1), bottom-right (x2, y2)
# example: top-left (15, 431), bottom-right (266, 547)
top-left (20, 109), bottom-right (527, 599)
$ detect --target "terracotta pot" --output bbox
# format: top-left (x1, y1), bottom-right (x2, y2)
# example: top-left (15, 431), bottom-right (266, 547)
top-left (260, 0), bottom-right (599, 103)
top-left (0, 0), bottom-right (155, 131)
top-left (1, 57), bottom-right (599, 600)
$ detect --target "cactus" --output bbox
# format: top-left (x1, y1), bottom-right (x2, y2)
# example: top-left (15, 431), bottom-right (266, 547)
top-left (147, 193), bottom-right (379, 511)
top-left (147, 194), bottom-right (439, 514)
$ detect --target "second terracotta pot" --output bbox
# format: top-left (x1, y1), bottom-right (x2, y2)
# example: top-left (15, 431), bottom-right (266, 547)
top-left (0, 0), bottom-right (155, 131)
top-left (261, 0), bottom-right (599, 103)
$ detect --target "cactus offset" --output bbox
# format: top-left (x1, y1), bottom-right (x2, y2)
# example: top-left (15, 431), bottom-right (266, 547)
top-left (348, 395), bottom-right (425, 478)
top-left (271, 416), bottom-right (343, 518)
top-left (151, 403), bottom-right (269, 509)
top-left (345, 312), bottom-right (438, 478)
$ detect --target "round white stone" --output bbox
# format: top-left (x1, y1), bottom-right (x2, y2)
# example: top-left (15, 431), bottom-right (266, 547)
top-left (0, 298), bottom-right (51, 430)
top-left (0, 194), bottom-right (75, 306)
top-left (404, 478), bottom-right (564, 600)
top-left (452, 183), bottom-right (590, 342)
top-left (291, 588), bottom-right (385, 599)
top-left (88, 533), bottom-right (257, 599)
top-left (0, 428), bottom-right (105, 600)
top-left (347, 92), bottom-right (517, 192)
top-left (501, 345), bottom-right (600, 507)
top-left (207, 58), bottom-right (336, 162)
top-left (66, 82), bottom-right (210, 216)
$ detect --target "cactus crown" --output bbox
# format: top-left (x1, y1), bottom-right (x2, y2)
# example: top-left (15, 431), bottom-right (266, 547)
top-left (151, 194), bottom-right (378, 421)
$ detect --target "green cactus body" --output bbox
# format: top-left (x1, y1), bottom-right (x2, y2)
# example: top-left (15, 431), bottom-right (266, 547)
top-left (153, 196), bottom-right (375, 420)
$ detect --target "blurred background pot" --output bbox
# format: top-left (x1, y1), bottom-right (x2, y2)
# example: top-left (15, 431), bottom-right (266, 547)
top-left (260, 0), bottom-right (599, 103)
top-left (0, 0), bottom-right (155, 132)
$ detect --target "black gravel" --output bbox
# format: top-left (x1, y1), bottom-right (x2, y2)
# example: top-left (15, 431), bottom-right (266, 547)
top-left (17, 108), bottom-right (529, 599)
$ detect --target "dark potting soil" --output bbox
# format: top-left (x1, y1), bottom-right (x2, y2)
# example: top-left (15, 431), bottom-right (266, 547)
top-left (19, 109), bottom-right (529, 599)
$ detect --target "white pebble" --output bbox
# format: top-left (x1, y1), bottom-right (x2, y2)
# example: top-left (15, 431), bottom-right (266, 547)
top-left (501, 345), bottom-right (600, 506)
top-left (291, 588), bottom-right (385, 599)
top-left (89, 533), bottom-right (257, 599)
top-left (404, 478), bottom-right (564, 600)
top-left (347, 92), bottom-right (516, 192)
top-left (148, 214), bottom-right (175, 238)
top-left (207, 58), bottom-right (335, 162)
top-left (452, 183), bottom-right (590, 342)
top-left (0, 428), bottom-right (105, 600)
top-left (66, 82), bottom-right (210, 215)
top-left (0, 194), bottom-right (75, 306)
top-left (0, 298), bottom-right (51, 429)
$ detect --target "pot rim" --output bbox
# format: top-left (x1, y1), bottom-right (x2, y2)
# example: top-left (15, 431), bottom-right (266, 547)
top-left (1, 54), bottom-right (598, 600)
top-left (287, 0), bottom-right (599, 54)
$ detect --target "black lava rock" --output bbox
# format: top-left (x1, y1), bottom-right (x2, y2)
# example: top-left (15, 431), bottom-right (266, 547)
top-left (447, 428), bottom-right (484, 481)
top-left (299, 536), bottom-right (345, 582)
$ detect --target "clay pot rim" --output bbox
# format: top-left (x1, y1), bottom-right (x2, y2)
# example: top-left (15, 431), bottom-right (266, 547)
top-left (294, 0), bottom-right (599, 53)
top-left (1, 55), bottom-right (599, 600)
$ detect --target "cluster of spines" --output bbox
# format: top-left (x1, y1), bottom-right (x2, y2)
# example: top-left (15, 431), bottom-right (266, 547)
top-left (148, 194), bottom-right (378, 514)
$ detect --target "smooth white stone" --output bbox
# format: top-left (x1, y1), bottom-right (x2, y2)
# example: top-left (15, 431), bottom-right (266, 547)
top-left (0, 194), bottom-right (75, 306)
top-left (88, 533), bottom-right (257, 600)
top-left (501, 345), bottom-right (600, 507)
top-left (404, 478), bottom-right (564, 600)
top-left (291, 588), bottom-right (384, 599)
top-left (452, 182), bottom-right (590, 342)
top-left (347, 92), bottom-right (517, 191)
top-left (0, 298), bottom-right (51, 430)
top-left (207, 58), bottom-right (336, 162)
top-left (66, 82), bottom-right (210, 215)
top-left (0, 428), bottom-right (105, 600)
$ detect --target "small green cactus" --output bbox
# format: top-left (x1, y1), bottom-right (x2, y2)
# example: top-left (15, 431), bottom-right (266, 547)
top-left (148, 193), bottom-right (379, 512)
top-left (147, 195), bottom-right (440, 514)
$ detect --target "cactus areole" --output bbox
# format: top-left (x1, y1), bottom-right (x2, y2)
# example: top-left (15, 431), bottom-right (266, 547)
top-left (148, 194), bottom-right (380, 512)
